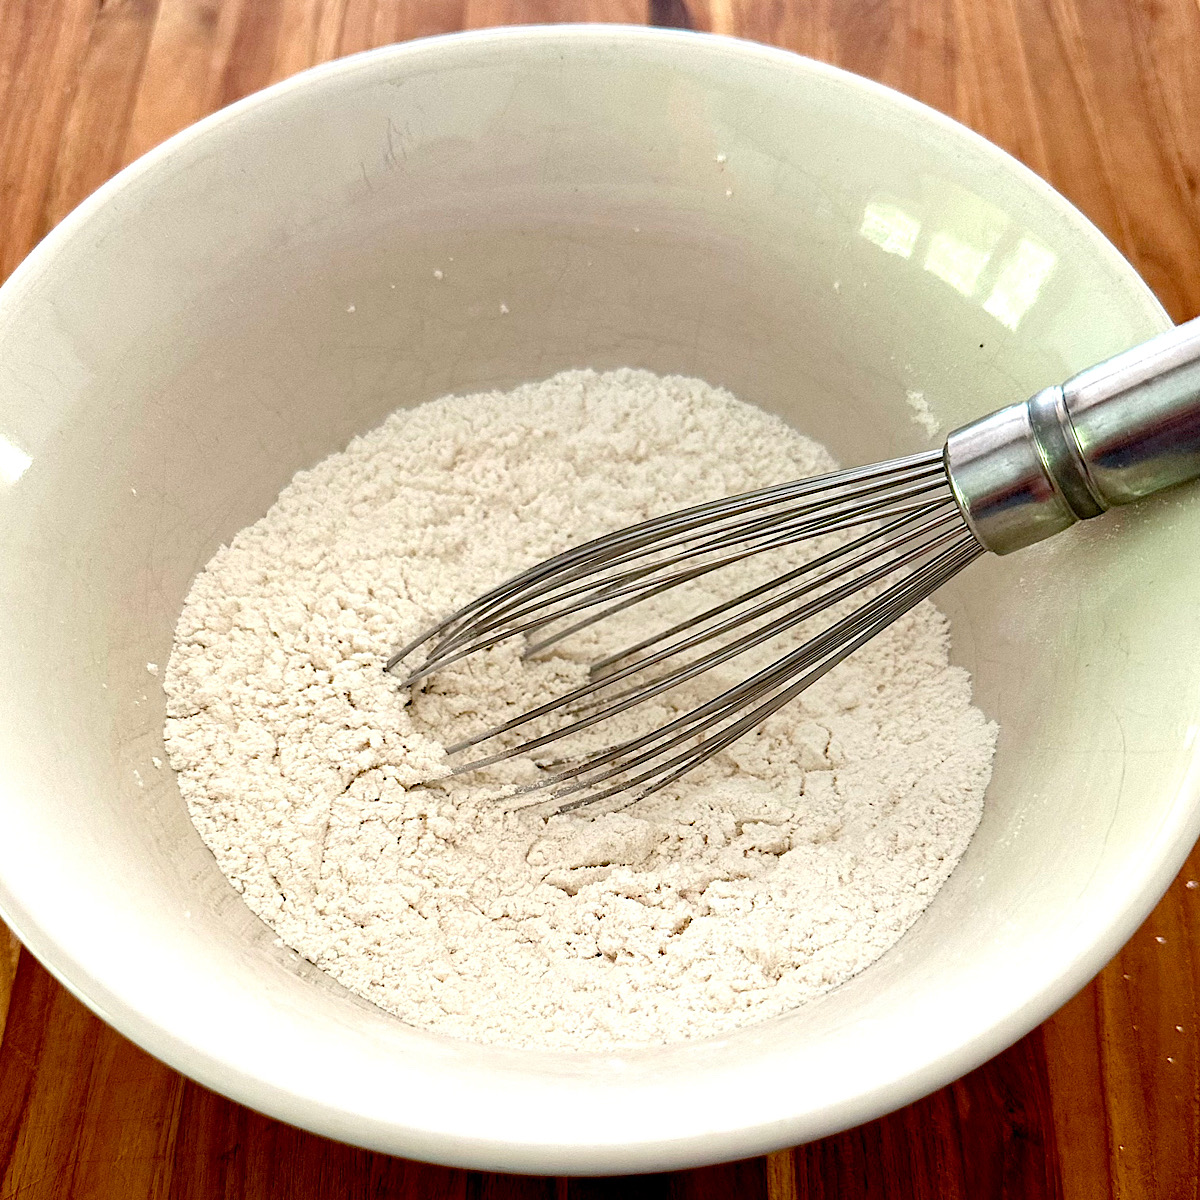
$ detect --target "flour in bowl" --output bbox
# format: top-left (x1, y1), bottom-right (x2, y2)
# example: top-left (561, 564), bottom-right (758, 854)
top-left (164, 369), bottom-right (996, 1049)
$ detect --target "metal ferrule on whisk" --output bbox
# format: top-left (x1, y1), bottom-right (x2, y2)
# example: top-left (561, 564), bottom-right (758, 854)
top-left (945, 317), bottom-right (1200, 555)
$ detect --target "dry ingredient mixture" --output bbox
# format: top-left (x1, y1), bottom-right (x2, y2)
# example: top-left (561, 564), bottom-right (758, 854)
top-left (164, 369), bottom-right (996, 1049)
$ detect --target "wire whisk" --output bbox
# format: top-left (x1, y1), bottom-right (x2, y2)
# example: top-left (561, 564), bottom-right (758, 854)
top-left (389, 317), bottom-right (1200, 813)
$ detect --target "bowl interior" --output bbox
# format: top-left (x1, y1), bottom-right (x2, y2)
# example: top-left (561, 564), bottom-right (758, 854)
top-left (0, 28), bottom-right (1193, 1173)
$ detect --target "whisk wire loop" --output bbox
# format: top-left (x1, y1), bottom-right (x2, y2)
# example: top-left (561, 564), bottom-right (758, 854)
top-left (389, 448), bottom-right (986, 812)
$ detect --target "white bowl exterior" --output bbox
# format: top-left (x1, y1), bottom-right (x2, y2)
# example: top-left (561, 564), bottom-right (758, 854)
top-left (0, 27), bottom-right (1194, 1174)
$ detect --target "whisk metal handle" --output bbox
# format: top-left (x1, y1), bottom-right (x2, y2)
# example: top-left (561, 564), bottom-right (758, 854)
top-left (945, 315), bottom-right (1200, 554)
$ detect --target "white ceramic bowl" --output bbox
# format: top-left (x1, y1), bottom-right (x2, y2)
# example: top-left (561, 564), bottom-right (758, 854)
top-left (0, 25), bottom-right (1196, 1175)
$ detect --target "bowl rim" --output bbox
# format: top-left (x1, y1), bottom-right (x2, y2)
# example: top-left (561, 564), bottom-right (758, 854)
top-left (0, 22), bottom-right (1186, 1176)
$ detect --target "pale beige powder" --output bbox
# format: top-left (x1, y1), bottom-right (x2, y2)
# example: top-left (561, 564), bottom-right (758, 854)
top-left (164, 368), bottom-right (996, 1049)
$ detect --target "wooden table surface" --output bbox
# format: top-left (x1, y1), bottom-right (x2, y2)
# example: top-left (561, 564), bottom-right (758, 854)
top-left (3, 1), bottom-right (1200, 1196)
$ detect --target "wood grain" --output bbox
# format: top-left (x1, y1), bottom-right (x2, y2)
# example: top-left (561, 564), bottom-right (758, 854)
top-left (0, 929), bottom-right (19, 1051)
top-left (2, 0), bottom-right (1199, 1196)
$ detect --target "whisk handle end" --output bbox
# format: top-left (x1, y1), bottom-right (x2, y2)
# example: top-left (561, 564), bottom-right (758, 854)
top-left (946, 315), bottom-right (1200, 555)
